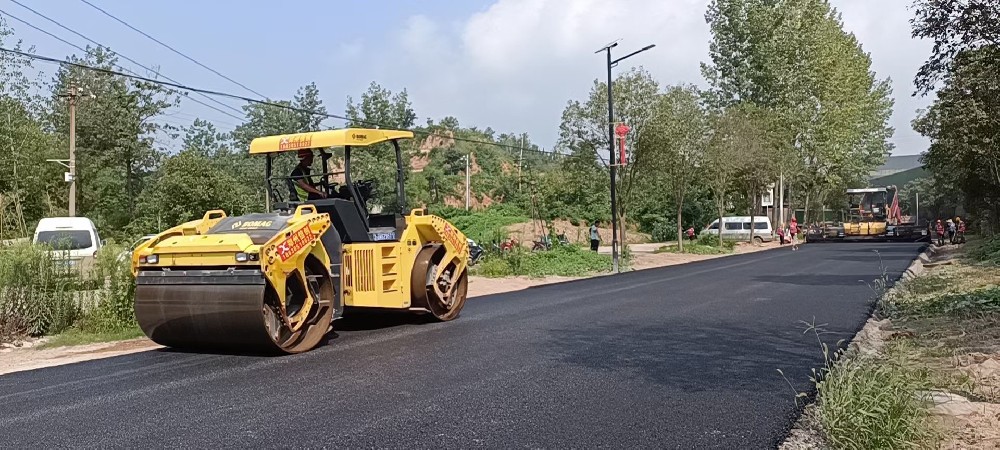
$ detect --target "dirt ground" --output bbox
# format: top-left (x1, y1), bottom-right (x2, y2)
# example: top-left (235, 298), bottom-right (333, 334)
top-left (505, 219), bottom-right (652, 246)
top-left (0, 239), bottom-right (785, 377)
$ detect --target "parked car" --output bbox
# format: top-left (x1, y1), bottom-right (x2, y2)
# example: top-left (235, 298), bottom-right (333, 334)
top-left (32, 216), bottom-right (104, 274)
top-left (702, 216), bottom-right (774, 243)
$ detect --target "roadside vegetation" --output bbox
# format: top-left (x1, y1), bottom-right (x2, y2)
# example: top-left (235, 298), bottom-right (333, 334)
top-left (473, 244), bottom-right (615, 278)
top-left (787, 235), bottom-right (1000, 449)
top-left (655, 234), bottom-right (735, 255)
top-left (0, 241), bottom-right (139, 346)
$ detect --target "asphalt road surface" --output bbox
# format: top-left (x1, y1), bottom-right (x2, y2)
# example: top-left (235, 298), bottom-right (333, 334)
top-left (0, 242), bottom-right (923, 449)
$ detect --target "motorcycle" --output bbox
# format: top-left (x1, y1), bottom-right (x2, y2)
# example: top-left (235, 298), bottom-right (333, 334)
top-left (467, 238), bottom-right (485, 266)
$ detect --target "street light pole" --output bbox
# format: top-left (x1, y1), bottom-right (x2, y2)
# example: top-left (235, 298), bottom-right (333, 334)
top-left (596, 41), bottom-right (655, 273)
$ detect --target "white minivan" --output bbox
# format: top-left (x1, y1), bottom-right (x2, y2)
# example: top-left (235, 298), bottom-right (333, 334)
top-left (32, 217), bottom-right (104, 273)
top-left (703, 216), bottom-right (774, 243)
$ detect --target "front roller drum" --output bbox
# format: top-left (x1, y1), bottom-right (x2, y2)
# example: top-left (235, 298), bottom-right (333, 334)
top-left (135, 268), bottom-right (333, 354)
top-left (411, 245), bottom-right (468, 321)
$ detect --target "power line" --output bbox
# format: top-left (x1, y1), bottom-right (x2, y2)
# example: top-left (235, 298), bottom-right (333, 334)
top-left (78, 0), bottom-right (270, 100)
top-left (0, 46), bottom-right (566, 157)
top-left (2, 2), bottom-right (246, 122)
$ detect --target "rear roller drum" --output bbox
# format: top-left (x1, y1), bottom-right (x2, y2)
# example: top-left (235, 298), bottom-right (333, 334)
top-left (411, 246), bottom-right (468, 321)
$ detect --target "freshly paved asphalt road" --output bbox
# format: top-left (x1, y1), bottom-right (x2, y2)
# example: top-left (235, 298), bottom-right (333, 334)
top-left (0, 242), bottom-right (923, 449)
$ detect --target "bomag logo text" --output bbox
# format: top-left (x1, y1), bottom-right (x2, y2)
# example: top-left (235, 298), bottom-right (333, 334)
top-left (231, 220), bottom-right (274, 230)
top-left (278, 135), bottom-right (312, 150)
top-left (350, 133), bottom-right (367, 140)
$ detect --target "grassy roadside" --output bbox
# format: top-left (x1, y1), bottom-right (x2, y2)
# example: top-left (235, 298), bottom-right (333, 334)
top-left (789, 236), bottom-right (1000, 449)
top-left (39, 326), bottom-right (145, 349)
top-left (654, 234), bottom-right (736, 255)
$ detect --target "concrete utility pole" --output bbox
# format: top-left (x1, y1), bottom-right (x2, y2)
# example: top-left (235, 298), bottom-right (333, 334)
top-left (915, 192), bottom-right (920, 224)
top-left (518, 136), bottom-right (524, 192)
top-left (67, 85), bottom-right (79, 217)
top-left (465, 153), bottom-right (471, 210)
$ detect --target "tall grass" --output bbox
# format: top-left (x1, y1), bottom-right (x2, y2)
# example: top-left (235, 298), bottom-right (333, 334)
top-left (0, 242), bottom-right (138, 344)
top-left (815, 344), bottom-right (937, 449)
top-left (0, 243), bottom-right (80, 341)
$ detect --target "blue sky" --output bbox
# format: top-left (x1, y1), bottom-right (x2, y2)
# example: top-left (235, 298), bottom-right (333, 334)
top-left (4, 0), bottom-right (932, 155)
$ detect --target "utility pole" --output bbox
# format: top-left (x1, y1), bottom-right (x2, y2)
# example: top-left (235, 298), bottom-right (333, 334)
top-left (518, 136), bottom-right (524, 192)
top-left (597, 40), bottom-right (655, 274)
top-left (465, 153), bottom-right (471, 210)
top-left (68, 85), bottom-right (78, 217)
top-left (778, 171), bottom-right (784, 226)
top-left (915, 192), bottom-right (920, 225)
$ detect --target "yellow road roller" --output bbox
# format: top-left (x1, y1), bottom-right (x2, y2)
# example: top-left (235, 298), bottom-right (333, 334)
top-left (131, 128), bottom-right (469, 354)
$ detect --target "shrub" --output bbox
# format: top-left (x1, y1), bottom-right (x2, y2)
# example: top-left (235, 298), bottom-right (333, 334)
top-left (474, 245), bottom-right (612, 278)
top-left (968, 236), bottom-right (1000, 265)
top-left (76, 243), bottom-right (137, 333)
top-left (447, 207), bottom-right (529, 244)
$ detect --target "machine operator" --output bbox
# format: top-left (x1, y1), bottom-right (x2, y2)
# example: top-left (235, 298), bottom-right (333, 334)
top-left (290, 149), bottom-right (327, 201)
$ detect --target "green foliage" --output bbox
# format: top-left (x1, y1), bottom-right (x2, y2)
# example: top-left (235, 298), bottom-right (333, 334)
top-left (46, 47), bottom-right (178, 238)
top-left (702, 0), bottom-right (895, 222)
top-left (905, 287), bottom-right (1000, 317)
top-left (76, 243), bottom-right (137, 333)
top-left (446, 206), bottom-right (528, 244)
top-left (0, 242), bottom-right (80, 340)
top-left (0, 242), bottom-right (138, 344)
top-left (473, 245), bottom-right (612, 278)
top-left (913, 44), bottom-right (1000, 233)
top-left (968, 236), bottom-right (1000, 265)
top-left (815, 345), bottom-right (937, 449)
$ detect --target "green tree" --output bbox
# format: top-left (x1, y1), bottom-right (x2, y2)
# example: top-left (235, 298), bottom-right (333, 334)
top-left (0, 18), bottom-right (62, 238)
top-left (702, 0), bottom-right (894, 222)
top-left (46, 46), bottom-right (177, 237)
top-left (557, 68), bottom-right (660, 242)
top-left (639, 85), bottom-right (708, 251)
top-left (345, 82), bottom-right (417, 213)
top-left (911, 0), bottom-right (1000, 94)
top-left (912, 47), bottom-right (1000, 232)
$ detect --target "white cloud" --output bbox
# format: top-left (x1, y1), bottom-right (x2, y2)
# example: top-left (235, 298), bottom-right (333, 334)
top-left (382, 0), bottom-right (931, 155)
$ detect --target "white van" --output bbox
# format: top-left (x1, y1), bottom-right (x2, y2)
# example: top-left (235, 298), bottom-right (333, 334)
top-left (703, 216), bottom-right (774, 243)
top-left (32, 217), bottom-right (104, 272)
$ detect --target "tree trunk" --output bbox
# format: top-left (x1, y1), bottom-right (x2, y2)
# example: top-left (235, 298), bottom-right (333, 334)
top-left (802, 191), bottom-right (810, 226)
top-left (749, 188), bottom-right (757, 244)
top-left (676, 191), bottom-right (685, 253)
top-left (718, 205), bottom-right (725, 248)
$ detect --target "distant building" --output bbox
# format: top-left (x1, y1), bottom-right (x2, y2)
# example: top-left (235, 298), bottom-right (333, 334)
top-left (870, 155), bottom-right (923, 179)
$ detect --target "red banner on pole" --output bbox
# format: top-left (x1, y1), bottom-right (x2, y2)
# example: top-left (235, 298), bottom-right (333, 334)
top-left (614, 123), bottom-right (630, 166)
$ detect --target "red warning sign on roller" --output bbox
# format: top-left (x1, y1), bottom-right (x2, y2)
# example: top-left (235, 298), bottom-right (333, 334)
top-left (276, 224), bottom-right (315, 261)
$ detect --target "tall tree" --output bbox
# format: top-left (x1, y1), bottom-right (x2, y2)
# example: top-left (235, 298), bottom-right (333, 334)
top-left (345, 82), bottom-right (417, 212)
top-left (702, 0), bottom-right (894, 221)
top-left (704, 105), bottom-right (757, 247)
top-left (0, 18), bottom-right (61, 238)
top-left (639, 85), bottom-right (708, 251)
top-left (911, 0), bottom-right (1000, 94)
top-left (46, 46), bottom-right (176, 236)
top-left (557, 68), bottom-right (660, 243)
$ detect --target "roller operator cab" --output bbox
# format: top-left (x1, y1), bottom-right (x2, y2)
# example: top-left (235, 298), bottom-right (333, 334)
top-left (130, 128), bottom-right (470, 354)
